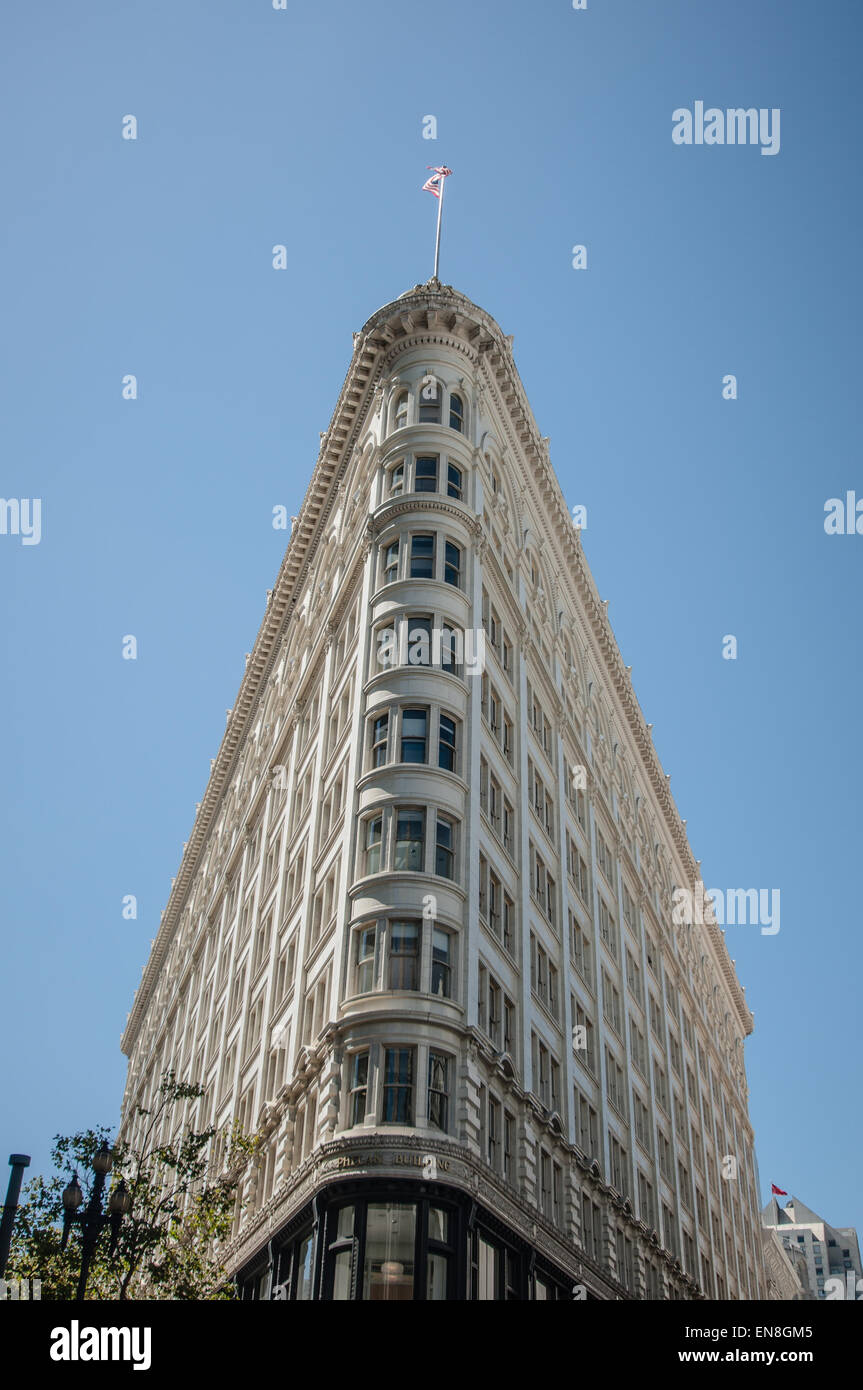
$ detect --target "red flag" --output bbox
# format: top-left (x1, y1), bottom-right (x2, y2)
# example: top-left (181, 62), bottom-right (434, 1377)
top-left (771, 1183), bottom-right (788, 1196)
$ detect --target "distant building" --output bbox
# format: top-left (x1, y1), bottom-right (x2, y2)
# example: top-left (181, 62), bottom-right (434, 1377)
top-left (761, 1227), bottom-right (810, 1300)
top-left (762, 1195), bottom-right (861, 1300)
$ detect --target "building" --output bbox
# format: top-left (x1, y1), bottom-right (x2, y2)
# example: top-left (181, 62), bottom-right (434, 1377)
top-left (761, 1227), bottom-right (810, 1300)
top-left (119, 279), bottom-right (766, 1301)
top-left (762, 1195), bottom-right (861, 1300)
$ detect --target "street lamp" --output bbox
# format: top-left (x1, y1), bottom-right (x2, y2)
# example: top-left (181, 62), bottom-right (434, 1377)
top-left (61, 1143), bottom-right (131, 1300)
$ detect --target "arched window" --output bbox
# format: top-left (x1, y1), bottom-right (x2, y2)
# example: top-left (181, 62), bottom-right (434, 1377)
top-left (449, 393), bottom-right (464, 432)
top-left (418, 379), bottom-right (442, 424)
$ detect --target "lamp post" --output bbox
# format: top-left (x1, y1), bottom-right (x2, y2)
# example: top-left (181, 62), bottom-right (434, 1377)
top-left (0, 1154), bottom-right (31, 1279)
top-left (61, 1142), bottom-right (132, 1300)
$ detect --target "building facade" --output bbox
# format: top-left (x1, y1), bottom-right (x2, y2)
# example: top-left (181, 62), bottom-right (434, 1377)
top-left (119, 280), bottom-right (765, 1301)
top-left (761, 1227), bottom-right (810, 1300)
top-left (762, 1195), bottom-right (862, 1301)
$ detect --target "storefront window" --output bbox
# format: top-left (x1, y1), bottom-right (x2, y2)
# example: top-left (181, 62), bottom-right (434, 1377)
top-left (363, 1204), bottom-right (416, 1301)
top-left (295, 1234), bottom-right (314, 1300)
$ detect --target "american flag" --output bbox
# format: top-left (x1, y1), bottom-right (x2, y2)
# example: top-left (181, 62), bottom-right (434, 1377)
top-left (422, 166), bottom-right (453, 198)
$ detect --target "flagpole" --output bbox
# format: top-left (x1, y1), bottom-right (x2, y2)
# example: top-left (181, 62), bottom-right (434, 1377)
top-left (433, 172), bottom-right (446, 280)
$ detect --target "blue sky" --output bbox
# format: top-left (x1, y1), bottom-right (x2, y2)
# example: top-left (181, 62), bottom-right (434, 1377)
top-left (2, 0), bottom-right (861, 1242)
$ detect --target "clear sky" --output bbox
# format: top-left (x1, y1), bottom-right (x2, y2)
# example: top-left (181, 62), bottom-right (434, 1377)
top-left (2, 0), bottom-right (861, 1244)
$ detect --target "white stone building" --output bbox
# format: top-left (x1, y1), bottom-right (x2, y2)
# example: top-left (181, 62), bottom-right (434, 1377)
top-left (119, 279), bottom-right (765, 1301)
top-left (762, 1195), bottom-right (861, 1300)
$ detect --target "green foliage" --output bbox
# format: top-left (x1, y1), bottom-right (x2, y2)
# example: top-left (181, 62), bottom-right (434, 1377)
top-left (7, 1072), bottom-right (260, 1300)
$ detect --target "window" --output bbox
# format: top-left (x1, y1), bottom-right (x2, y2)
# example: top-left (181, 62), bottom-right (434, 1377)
top-left (654, 1059), bottom-right (669, 1113)
top-left (435, 814), bottom-right (456, 879)
top-left (364, 1203), bottom-right (416, 1300)
top-left (394, 808), bottom-right (425, 871)
top-left (630, 1018), bottom-right (647, 1078)
top-left (400, 708), bottom-right (428, 763)
top-left (568, 837), bottom-right (590, 902)
top-left (389, 920), bottom-right (420, 990)
top-left (374, 622), bottom-right (396, 670)
top-left (371, 712), bottom-right (389, 767)
top-left (626, 948), bottom-right (643, 1005)
top-left (610, 1134), bottom-right (629, 1195)
top-left (572, 999), bottom-right (596, 1074)
top-left (428, 1053), bottom-right (449, 1130)
top-left (306, 970), bottom-right (330, 1044)
top-left (581, 1194), bottom-right (602, 1264)
top-left (393, 390), bottom-right (409, 431)
top-left (639, 1170), bottom-right (656, 1230)
top-left (602, 972), bottom-right (622, 1035)
top-left (449, 393), bottom-right (464, 432)
top-left (598, 898), bottom-right (618, 960)
top-left (418, 383), bottom-right (442, 424)
top-left (616, 1229), bottom-right (635, 1291)
top-left (364, 815), bottom-right (383, 875)
top-left (382, 1048), bottom-right (414, 1123)
top-left (575, 1088), bottom-right (598, 1158)
top-left (531, 1034), bottom-right (559, 1111)
top-left (649, 993), bottom-right (665, 1043)
top-left (447, 462), bottom-right (463, 499)
top-left (410, 533), bottom-right (435, 579)
top-left (478, 965), bottom-right (515, 1053)
top-left (444, 541), bottom-right (461, 587)
top-left (310, 865), bottom-right (337, 946)
top-left (530, 934), bottom-right (558, 1017)
top-left (606, 1049), bottom-right (627, 1118)
top-left (634, 1092), bottom-right (651, 1152)
top-left (349, 1051), bottom-right (369, 1125)
top-left (407, 616), bottom-right (433, 667)
top-left (438, 714), bottom-right (457, 771)
top-left (415, 455), bottom-right (438, 490)
top-left (570, 912), bottom-right (593, 986)
top-left (355, 926), bottom-right (377, 993)
top-left (383, 539), bottom-right (400, 584)
top-left (431, 927), bottom-right (453, 997)
top-left (596, 829), bottom-right (615, 885)
top-left (388, 460), bottom-right (404, 495)
top-left (530, 843), bottom-right (556, 925)
top-left (658, 1130), bottom-right (673, 1182)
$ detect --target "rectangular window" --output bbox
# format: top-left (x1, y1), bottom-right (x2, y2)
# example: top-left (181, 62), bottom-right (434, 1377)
top-left (415, 455), bottom-right (438, 490)
top-left (435, 815), bottom-right (456, 879)
top-left (355, 925), bottom-right (376, 993)
top-left (349, 1051), bottom-right (369, 1125)
top-left (428, 1052), bottom-right (449, 1130)
top-left (400, 708), bottom-right (428, 763)
top-left (383, 540), bottom-right (400, 584)
top-left (371, 712), bottom-right (389, 767)
top-left (444, 541), bottom-right (461, 587)
top-left (447, 462), bottom-right (463, 498)
top-left (382, 1048), bottom-right (414, 1124)
top-left (410, 533), bottom-right (435, 579)
top-left (439, 714), bottom-right (457, 771)
top-left (394, 808), bottom-right (425, 872)
top-left (389, 919), bottom-right (420, 990)
top-left (364, 815), bottom-right (383, 875)
top-left (431, 927), bottom-right (452, 998)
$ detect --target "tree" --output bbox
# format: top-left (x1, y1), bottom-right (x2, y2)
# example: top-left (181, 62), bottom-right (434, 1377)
top-left (7, 1072), bottom-right (259, 1300)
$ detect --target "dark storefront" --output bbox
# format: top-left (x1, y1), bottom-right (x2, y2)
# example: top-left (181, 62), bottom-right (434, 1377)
top-left (238, 1179), bottom-right (581, 1301)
